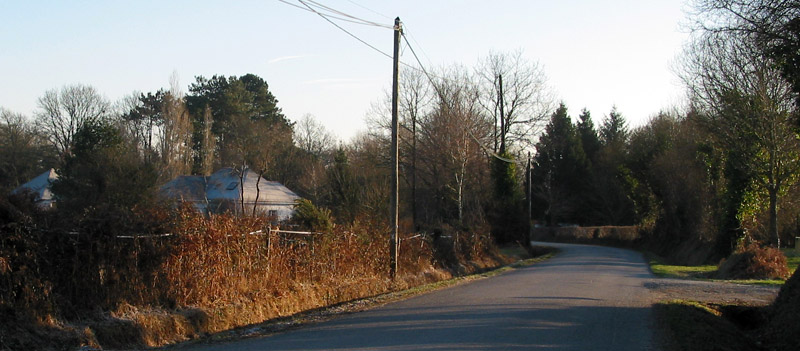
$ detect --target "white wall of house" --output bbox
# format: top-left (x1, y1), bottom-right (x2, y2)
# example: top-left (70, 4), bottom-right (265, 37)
top-left (161, 167), bottom-right (300, 221)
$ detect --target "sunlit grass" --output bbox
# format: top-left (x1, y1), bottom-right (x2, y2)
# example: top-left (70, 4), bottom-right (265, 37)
top-left (646, 253), bottom-right (716, 279)
top-left (783, 248), bottom-right (800, 272)
top-left (646, 250), bottom-right (798, 286)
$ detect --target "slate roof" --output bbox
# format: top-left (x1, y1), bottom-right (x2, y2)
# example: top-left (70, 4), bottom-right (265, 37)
top-left (204, 167), bottom-right (299, 205)
top-left (159, 167), bottom-right (300, 217)
top-left (12, 168), bottom-right (58, 207)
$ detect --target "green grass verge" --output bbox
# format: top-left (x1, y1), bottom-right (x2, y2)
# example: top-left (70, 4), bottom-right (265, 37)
top-left (646, 250), bottom-right (798, 286)
top-left (645, 252), bottom-right (717, 279)
top-left (648, 260), bottom-right (716, 279)
top-left (783, 248), bottom-right (800, 272)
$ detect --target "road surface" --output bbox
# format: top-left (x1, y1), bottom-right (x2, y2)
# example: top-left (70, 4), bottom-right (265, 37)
top-left (186, 242), bottom-right (657, 350)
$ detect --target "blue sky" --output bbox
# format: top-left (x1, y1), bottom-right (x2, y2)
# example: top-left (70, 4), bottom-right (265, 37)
top-left (1, 0), bottom-right (690, 140)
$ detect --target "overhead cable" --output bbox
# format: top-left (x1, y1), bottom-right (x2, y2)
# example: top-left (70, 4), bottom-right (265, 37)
top-left (279, 0), bottom-right (522, 164)
top-left (278, 0), bottom-right (392, 28)
top-left (284, 0), bottom-right (393, 59)
top-left (303, 0), bottom-right (393, 28)
top-left (276, 0), bottom-right (380, 26)
top-left (401, 32), bottom-right (520, 165)
top-left (345, 0), bottom-right (393, 20)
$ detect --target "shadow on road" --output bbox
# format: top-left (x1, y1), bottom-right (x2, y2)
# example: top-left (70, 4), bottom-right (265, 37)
top-left (214, 304), bottom-right (652, 351)
top-left (188, 242), bottom-right (656, 351)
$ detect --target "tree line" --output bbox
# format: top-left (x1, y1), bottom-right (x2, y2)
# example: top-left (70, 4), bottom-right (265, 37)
top-left (2, 0), bottom-right (799, 258)
top-left (0, 49), bottom-right (556, 244)
top-left (528, 0), bottom-right (800, 261)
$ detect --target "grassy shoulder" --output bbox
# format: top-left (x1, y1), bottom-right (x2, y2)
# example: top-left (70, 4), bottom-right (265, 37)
top-left (646, 249), bottom-right (800, 286)
top-left (650, 249), bottom-right (800, 350)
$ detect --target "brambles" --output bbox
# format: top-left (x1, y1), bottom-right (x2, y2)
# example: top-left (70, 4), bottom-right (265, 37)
top-left (716, 243), bottom-right (790, 280)
top-left (0, 200), bottom-right (507, 349)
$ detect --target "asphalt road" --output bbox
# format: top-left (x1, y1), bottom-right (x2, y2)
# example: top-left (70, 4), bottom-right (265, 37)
top-left (187, 242), bottom-right (657, 350)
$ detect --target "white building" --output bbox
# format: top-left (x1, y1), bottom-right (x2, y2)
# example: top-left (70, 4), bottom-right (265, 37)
top-left (11, 168), bottom-right (58, 209)
top-left (160, 167), bottom-right (300, 221)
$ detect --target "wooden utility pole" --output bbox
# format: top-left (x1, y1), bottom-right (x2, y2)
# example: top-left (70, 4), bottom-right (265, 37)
top-left (390, 17), bottom-right (402, 279)
top-left (411, 103), bottom-right (417, 232)
top-left (526, 152), bottom-right (532, 246)
top-left (498, 74), bottom-right (506, 154)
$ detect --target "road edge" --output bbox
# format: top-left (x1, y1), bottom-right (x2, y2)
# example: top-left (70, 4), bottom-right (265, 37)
top-left (167, 247), bottom-right (559, 350)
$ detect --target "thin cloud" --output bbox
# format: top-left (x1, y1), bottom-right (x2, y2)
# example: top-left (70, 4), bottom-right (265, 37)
top-left (268, 55), bottom-right (310, 64)
top-left (302, 78), bottom-right (366, 85)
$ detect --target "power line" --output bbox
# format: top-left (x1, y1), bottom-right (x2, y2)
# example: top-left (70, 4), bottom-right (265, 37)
top-left (303, 0), bottom-right (393, 28)
top-left (345, 0), bottom-right (393, 20)
top-left (279, 0), bottom-right (522, 164)
top-left (402, 24), bottom-right (435, 72)
top-left (400, 32), bottom-right (520, 165)
top-left (278, 0), bottom-right (391, 28)
top-left (280, 1), bottom-right (429, 74)
top-left (279, 0), bottom-right (351, 20)
top-left (294, 0), bottom-right (393, 59)
top-left (401, 32), bottom-right (441, 86)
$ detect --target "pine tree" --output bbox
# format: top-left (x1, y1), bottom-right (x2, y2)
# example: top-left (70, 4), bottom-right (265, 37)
top-left (531, 103), bottom-right (590, 225)
top-left (600, 106), bottom-right (629, 147)
top-left (577, 108), bottom-right (601, 164)
top-left (593, 107), bottom-right (635, 225)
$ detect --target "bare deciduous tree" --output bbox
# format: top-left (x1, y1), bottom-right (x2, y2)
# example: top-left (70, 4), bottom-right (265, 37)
top-left (418, 67), bottom-right (492, 224)
top-left (295, 113), bottom-right (335, 158)
top-left (35, 84), bottom-right (110, 158)
top-left (477, 50), bottom-right (554, 154)
top-left (159, 91), bottom-right (193, 182)
top-left (0, 108), bottom-right (55, 189)
top-left (199, 105), bottom-right (215, 176)
top-left (398, 69), bottom-right (433, 229)
top-left (293, 113), bottom-right (335, 203)
top-left (692, 0), bottom-right (800, 102)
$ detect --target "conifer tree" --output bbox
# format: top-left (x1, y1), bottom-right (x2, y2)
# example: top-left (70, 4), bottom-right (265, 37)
top-left (531, 103), bottom-right (590, 225)
top-left (577, 108), bottom-right (601, 164)
top-left (600, 106), bottom-right (629, 147)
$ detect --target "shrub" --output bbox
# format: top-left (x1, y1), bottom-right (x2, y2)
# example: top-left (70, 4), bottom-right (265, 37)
top-left (290, 199), bottom-right (333, 232)
top-left (0, 219), bottom-right (53, 320)
top-left (715, 243), bottom-right (790, 280)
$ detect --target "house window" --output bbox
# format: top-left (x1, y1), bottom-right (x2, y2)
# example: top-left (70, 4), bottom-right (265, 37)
top-left (268, 210), bottom-right (278, 218)
top-left (226, 181), bottom-right (238, 190)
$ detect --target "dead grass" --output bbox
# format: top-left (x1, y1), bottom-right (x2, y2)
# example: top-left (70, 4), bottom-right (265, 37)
top-left (168, 245), bottom-right (557, 348)
top-left (0, 207), bottom-right (515, 350)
